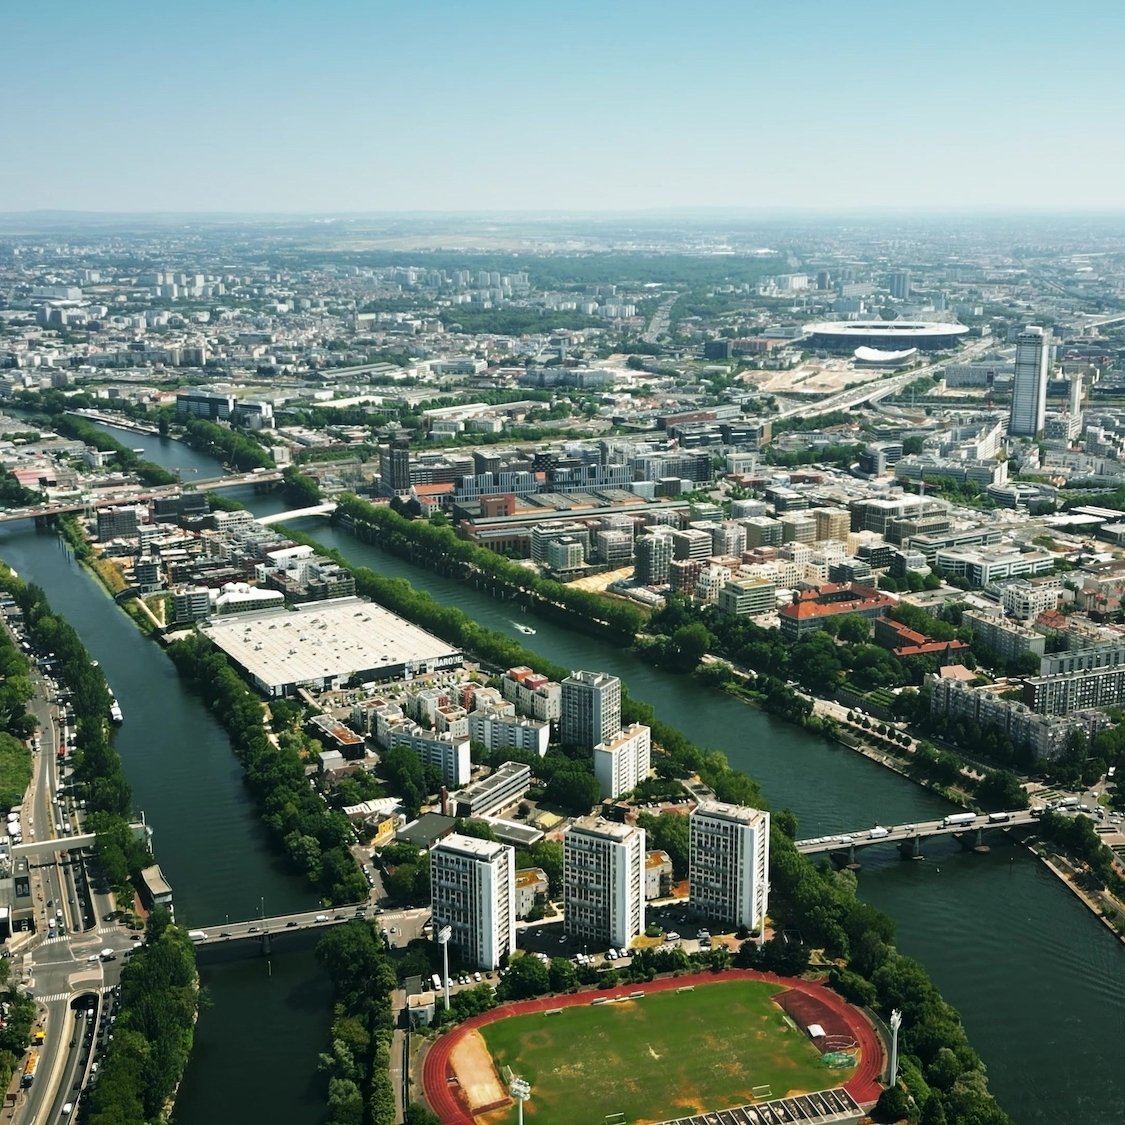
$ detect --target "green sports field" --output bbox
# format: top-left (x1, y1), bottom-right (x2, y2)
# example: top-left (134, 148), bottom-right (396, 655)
top-left (478, 979), bottom-right (852, 1125)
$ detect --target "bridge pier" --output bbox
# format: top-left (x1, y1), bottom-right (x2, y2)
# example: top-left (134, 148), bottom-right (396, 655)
top-left (261, 931), bottom-right (272, 955)
top-left (899, 834), bottom-right (923, 860)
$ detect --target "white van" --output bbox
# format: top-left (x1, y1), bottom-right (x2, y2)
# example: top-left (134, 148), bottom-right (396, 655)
top-left (188, 930), bottom-right (209, 942)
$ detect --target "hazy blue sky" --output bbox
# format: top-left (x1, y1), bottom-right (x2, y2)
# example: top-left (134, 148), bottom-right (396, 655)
top-left (5, 0), bottom-right (1123, 213)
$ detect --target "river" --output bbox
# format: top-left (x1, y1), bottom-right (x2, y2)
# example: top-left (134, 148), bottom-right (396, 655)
top-left (7, 421), bottom-right (1125, 1123)
top-left (285, 519), bottom-right (1125, 1125)
top-left (1, 425), bottom-right (327, 1124)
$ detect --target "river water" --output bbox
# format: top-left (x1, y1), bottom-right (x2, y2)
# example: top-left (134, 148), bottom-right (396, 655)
top-left (3, 423), bottom-right (1123, 1123)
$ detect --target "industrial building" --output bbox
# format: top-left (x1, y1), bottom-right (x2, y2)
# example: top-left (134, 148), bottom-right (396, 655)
top-left (199, 597), bottom-right (462, 697)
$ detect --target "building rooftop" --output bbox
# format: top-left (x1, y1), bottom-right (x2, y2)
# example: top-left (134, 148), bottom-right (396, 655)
top-left (515, 866), bottom-right (549, 889)
top-left (200, 596), bottom-right (460, 691)
top-left (694, 799), bottom-right (768, 824)
top-left (435, 831), bottom-right (511, 860)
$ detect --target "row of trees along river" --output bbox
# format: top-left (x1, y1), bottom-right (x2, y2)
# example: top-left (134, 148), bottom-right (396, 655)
top-left (2, 420), bottom-right (1124, 1124)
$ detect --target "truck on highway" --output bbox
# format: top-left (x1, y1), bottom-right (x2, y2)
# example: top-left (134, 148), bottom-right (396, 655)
top-left (943, 812), bottom-right (977, 827)
top-left (987, 812), bottom-right (1011, 823)
top-left (188, 930), bottom-right (209, 942)
top-left (21, 1050), bottom-right (38, 1087)
top-left (869, 826), bottom-right (890, 838)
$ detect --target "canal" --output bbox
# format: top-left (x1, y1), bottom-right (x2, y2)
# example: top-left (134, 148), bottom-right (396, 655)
top-left (8, 420), bottom-right (1125, 1123)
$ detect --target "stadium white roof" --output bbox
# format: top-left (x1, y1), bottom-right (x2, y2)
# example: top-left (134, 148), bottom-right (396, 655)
top-left (807, 320), bottom-right (970, 340)
top-left (853, 346), bottom-right (919, 363)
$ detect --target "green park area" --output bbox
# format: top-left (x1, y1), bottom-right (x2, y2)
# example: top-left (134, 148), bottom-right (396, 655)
top-left (480, 979), bottom-right (852, 1124)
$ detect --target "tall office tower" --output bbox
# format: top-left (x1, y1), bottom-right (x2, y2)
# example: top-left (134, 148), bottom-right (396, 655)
top-left (1009, 326), bottom-right (1050, 438)
top-left (1069, 372), bottom-right (1084, 417)
top-left (889, 271), bottom-right (911, 300)
top-left (430, 833), bottom-right (516, 970)
top-left (689, 800), bottom-right (771, 932)
top-left (560, 670), bottom-right (621, 750)
top-left (378, 438), bottom-right (412, 495)
top-left (563, 818), bottom-right (646, 949)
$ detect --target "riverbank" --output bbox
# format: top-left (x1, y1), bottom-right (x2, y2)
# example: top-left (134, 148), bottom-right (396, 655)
top-left (1034, 845), bottom-right (1125, 945)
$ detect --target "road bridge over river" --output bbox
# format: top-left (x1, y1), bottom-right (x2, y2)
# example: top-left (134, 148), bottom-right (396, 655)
top-left (0, 471), bottom-right (282, 524)
top-left (795, 808), bottom-right (1038, 859)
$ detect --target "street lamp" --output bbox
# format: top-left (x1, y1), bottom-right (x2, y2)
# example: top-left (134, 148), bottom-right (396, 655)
top-left (889, 1008), bottom-right (903, 1087)
top-left (510, 1076), bottom-right (531, 1125)
top-left (437, 925), bottom-right (452, 1012)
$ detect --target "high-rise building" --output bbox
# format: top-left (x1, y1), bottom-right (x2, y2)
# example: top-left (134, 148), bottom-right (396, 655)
top-left (560, 671), bottom-right (621, 750)
top-left (889, 271), bottom-right (911, 300)
top-left (635, 532), bottom-right (674, 585)
top-left (689, 800), bottom-right (770, 932)
top-left (378, 438), bottom-right (412, 495)
top-left (430, 833), bottom-right (516, 970)
top-left (563, 819), bottom-right (646, 949)
top-left (1009, 326), bottom-right (1050, 438)
top-left (593, 724), bottom-right (651, 800)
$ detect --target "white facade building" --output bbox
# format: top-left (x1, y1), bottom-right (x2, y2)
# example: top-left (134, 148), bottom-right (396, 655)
top-left (593, 723), bottom-right (652, 800)
top-left (430, 833), bottom-right (516, 971)
top-left (689, 800), bottom-right (770, 932)
top-left (563, 819), bottom-right (646, 949)
top-left (1009, 326), bottom-right (1050, 437)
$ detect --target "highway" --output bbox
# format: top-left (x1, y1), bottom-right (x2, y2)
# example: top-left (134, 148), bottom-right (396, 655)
top-left (2, 617), bottom-right (130, 1125)
top-left (773, 337), bottom-right (994, 421)
top-left (795, 808), bottom-right (1039, 856)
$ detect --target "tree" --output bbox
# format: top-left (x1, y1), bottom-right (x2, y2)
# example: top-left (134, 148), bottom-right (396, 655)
top-left (836, 614), bottom-right (873, 645)
top-left (548, 957), bottom-right (578, 993)
top-left (636, 810), bottom-right (690, 878)
top-left (496, 953), bottom-right (550, 1000)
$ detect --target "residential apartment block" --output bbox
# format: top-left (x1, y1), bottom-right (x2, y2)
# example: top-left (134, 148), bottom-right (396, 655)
top-left (593, 723), bottom-right (652, 800)
top-left (560, 670), bottom-right (621, 750)
top-left (430, 833), bottom-right (516, 971)
top-left (563, 819), bottom-right (646, 950)
top-left (689, 800), bottom-right (770, 931)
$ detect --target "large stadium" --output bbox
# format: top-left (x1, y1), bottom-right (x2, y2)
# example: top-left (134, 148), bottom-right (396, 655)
top-left (805, 320), bottom-right (970, 352)
top-left (420, 969), bottom-right (884, 1125)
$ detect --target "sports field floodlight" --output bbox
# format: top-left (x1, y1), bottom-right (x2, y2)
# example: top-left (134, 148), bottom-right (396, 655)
top-left (510, 1076), bottom-right (531, 1125)
top-left (889, 1009), bottom-right (903, 1087)
top-left (437, 925), bottom-right (452, 1012)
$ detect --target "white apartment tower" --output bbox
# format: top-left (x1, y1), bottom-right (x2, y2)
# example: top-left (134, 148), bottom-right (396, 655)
top-left (563, 819), bottom-right (646, 949)
top-left (1009, 326), bottom-right (1050, 438)
top-left (430, 833), bottom-right (516, 970)
top-left (560, 670), bottom-right (621, 750)
top-left (593, 723), bottom-right (652, 800)
top-left (689, 800), bottom-right (770, 932)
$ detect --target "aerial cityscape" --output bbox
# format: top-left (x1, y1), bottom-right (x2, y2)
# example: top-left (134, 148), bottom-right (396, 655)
top-left (5, 3), bottom-right (1125, 1125)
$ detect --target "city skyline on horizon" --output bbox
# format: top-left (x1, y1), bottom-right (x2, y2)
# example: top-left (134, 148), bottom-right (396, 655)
top-left (6, 0), bottom-right (1125, 216)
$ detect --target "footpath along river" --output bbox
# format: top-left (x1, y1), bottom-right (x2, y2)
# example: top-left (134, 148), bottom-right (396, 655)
top-left (9, 421), bottom-right (1125, 1122)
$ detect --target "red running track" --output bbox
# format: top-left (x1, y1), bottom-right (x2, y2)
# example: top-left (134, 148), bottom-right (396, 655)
top-left (419, 968), bottom-right (884, 1124)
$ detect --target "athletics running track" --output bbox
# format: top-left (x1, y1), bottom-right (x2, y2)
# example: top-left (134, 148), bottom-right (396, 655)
top-left (419, 968), bottom-right (884, 1123)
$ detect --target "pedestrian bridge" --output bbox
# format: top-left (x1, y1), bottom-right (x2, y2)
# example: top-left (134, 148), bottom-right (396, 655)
top-left (255, 502), bottom-right (337, 526)
top-left (795, 808), bottom-right (1038, 857)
